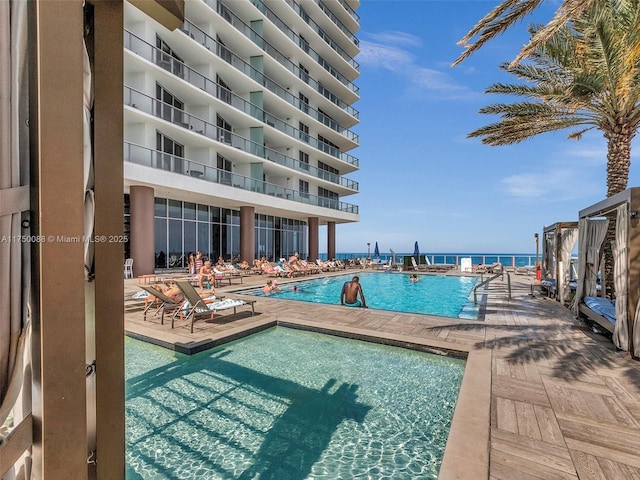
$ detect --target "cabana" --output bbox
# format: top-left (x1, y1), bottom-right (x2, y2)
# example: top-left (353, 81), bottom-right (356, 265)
top-left (571, 187), bottom-right (640, 359)
top-left (541, 222), bottom-right (578, 304)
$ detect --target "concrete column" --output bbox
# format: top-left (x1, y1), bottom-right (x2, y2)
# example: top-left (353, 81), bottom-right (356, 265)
top-left (327, 222), bottom-right (336, 260)
top-left (92, 1), bottom-right (125, 476)
top-left (129, 186), bottom-right (155, 276)
top-left (31, 2), bottom-right (87, 477)
top-left (308, 217), bottom-right (319, 261)
top-left (240, 206), bottom-right (255, 262)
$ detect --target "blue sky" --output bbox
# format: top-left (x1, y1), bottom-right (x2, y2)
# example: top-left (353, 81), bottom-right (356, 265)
top-left (326, 0), bottom-right (640, 255)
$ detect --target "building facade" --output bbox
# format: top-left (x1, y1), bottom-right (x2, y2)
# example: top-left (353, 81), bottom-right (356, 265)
top-left (124, 0), bottom-right (361, 275)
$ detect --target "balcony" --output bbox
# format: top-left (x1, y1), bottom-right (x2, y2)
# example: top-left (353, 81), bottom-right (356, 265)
top-left (125, 85), bottom-right (360, 171)
top-left (178, 21), bottom-right (360, 132)
top-left (124, 142), bottom-right (359, 214)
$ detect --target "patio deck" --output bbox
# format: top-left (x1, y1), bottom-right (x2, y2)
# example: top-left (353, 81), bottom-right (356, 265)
top-left (124, 270), bottom-right (640, 479)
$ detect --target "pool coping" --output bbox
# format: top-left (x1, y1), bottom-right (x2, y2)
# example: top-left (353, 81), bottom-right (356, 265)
top-left (125, 318), bottom-right (491, 479)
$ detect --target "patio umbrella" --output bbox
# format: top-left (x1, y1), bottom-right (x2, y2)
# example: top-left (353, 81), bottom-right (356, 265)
top-left (374, 241), bottom-right (380, 259)
top-left (414, 241), bottom-right (420, 263)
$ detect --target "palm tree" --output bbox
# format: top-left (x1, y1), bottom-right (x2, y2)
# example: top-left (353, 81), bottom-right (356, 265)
top-left (452, 0), bottom-right (597, 66)
top-left (469, 1), bottom-right (640, 298)
top-left (469, 2), bottom-right (640, 198)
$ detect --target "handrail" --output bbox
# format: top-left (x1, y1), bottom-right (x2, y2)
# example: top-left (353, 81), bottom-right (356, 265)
top-left (473, 270), bottom-right (511, 304)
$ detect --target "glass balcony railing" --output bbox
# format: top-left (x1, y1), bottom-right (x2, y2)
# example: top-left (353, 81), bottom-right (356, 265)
top-left (125, 86), bottom-right (361, 182)
top-left (125, 31), bottom-right (360, 157)
top-left (180, 18), bottom-right (359, 143)
top-left (241, 0), bottom-right (358, 94)
top-left (247, 0), bottom-right (360, 97)
top-left (124, 142), bottom-right (359, 214)
top-left (316, 0), bottom-right (359, 45)
top-left (285, 0), bottom-right (358, 70)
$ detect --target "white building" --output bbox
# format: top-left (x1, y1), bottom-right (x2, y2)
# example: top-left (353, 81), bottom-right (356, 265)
top-left (124, 0), bottom-right (361, 274)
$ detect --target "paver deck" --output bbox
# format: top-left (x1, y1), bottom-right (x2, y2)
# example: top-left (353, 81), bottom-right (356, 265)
top-left (124, 269), bottom-right (640, 479)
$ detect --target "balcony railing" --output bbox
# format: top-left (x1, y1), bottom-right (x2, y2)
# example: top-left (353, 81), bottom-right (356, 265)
top-left (316, 0), bottom-right (359, 44)
top-left (125, 86), bottom-right (360, 185)
top-left (282, 0), bottom-right (359, 70)
top-left (247, 0), bottom-right (361, 113)
top-left (181, 18), bottom-right (358, 143)
top-left (124, 142), bottom-right (359, 214)
top-left (124, 84), bottom-right (360, 170)
top-left (240, 0), bottom-right (358, 94)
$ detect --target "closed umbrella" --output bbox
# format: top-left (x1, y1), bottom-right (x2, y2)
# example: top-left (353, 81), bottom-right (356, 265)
top-left (414, 241), bottom-right (420, 264)
top-left (374, 241), bottom-right (380, 259)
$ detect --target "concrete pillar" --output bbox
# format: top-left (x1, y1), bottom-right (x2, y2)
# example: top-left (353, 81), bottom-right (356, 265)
top-left (31, 2), bottom-right (87, 477)
top-left (240, 206), bottom-right (255, 262)
top-left (308, 217), bottom-right (319, 261)
top-left (129, 186), bottom-right (155, 276)
top-left (327, 222), bottom-right (336, 260)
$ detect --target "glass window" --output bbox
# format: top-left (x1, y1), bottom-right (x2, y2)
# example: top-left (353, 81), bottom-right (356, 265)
top-left (198, 222), bottom-right (210, 258)
top-left (168, 199), bottom-right (182, 218)
top-left (197, 204), bottom-right (208, 222)
top-left (184, 221), bottom-right (196, 259)
top-left (184, 202), bottom-right (196, 220)
top-left (210, 207), bottom-right (221, 223)
top-left (154, 218), bottom-right (167, 268)
top-left (168, 219), bottom-right (182, 261)
top-left (155, 198), bottom-right (167, 217)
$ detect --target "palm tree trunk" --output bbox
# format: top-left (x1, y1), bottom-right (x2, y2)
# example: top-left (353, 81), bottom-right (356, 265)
top-left (602, 124), bottom-right (633, 297)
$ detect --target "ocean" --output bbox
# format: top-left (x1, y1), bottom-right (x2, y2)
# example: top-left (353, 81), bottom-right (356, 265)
top-left (320, 253), bottom-right (538, 268)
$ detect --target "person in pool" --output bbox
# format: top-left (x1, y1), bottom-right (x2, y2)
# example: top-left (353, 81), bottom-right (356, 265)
top-left (340, 276), bottom-right (367, 308)
top-left (262, 279), bottom-right (280, 294)
top-left (409, 274), bottom-right (420, 282)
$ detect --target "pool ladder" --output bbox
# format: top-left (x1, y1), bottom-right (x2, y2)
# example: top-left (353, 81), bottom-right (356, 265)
top-left (473, 271), bottom-right (511, 304)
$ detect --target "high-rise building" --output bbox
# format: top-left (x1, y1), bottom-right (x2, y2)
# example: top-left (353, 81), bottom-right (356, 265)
top-left (124, 0), bottom-right (361, 274)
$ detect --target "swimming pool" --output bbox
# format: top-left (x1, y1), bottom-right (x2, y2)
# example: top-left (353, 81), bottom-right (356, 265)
top-left (125, 327), bottom-right (465, 479)
top-left (240, 272), bottom-right (480, 319)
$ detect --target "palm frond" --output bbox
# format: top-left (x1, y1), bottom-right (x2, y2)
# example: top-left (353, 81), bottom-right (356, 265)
top-left (452, 0), bottom-right (543, 66)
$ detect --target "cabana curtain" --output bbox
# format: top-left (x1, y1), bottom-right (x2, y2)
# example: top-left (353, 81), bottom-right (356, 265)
top-left (558, 227), bottom-right (578, 305)
top-left (572, 218), bottom-right (609, 314)
top-left (542, 232), bottom-right (555, 279)
top-left (612, 204), bottom-right (629, 350)
top-left (0, 0), bottom-right (31, 469)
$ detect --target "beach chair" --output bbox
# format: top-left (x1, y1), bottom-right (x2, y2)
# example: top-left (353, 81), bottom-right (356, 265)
top-left (208, 298), bottom-right (256, 317)
top-left (411, 257), bottom-right (426, 271)
top-left (139, 285), bottom-right (183, 327)
top-left (174, 280), bottom-right (217, 333)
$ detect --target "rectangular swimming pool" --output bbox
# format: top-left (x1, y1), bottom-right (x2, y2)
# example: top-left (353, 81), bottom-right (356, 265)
top-left (239, 272), bottom-right (480, 319)
top-left (126, 327), bottom-right (465, 479)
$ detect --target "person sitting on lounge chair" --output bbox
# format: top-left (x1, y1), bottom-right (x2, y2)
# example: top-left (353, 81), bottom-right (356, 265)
top-left (340, 276), bottom-right (367, 308)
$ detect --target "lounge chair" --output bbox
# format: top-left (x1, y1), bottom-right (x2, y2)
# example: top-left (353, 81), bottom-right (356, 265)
top-left (138, 285), bottom-right (183, 327)
top-left (208, 298), bottom-right (256, 317)
top-left (174, 280), bottom-right (218, 333)
top-left (578, 296), bottom-right (615, 333)
top-left (411, 257), bottom-right (426, 271)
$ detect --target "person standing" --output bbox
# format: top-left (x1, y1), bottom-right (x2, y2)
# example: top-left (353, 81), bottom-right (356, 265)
top-left (194, 251), bottom-right (203, 278)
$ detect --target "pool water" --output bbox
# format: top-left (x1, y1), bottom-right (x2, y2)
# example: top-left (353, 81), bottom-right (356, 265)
top-left (126, 327), bottom-right (465, 479)
top-left (241, 272), bottom-right (480, 319)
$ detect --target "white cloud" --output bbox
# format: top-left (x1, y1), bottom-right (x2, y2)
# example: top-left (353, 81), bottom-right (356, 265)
top-left (501, 169), bottom-right (600, 201)
top-left (364, 31), bottom-right (423, 48)
top-left (357, 40), bottom-right (415, 71)
top-left (358, 38), bottom-right (477, 100)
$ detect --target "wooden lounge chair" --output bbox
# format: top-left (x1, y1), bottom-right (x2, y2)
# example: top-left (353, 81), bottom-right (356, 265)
top-left (138, 285), bottom-right (183, 327)
top-left (174, 280), bottom-right (217, 333)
